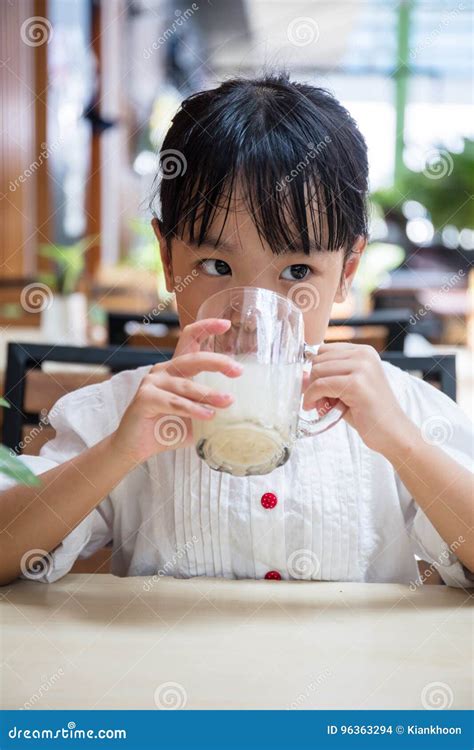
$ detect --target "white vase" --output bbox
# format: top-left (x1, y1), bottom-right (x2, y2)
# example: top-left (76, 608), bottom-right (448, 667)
top-left (41, 292), bottom-right (88, 345)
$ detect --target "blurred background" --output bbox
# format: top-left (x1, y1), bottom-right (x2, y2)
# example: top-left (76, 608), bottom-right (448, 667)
top-left (0, 0), bottom-right (472, 467)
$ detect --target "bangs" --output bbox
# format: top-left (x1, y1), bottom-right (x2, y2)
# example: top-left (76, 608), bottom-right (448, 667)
top-left (152, 74), bottom-right (368, 256)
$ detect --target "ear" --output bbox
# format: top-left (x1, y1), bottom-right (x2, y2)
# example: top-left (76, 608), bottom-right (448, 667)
top-left (152, 218), bottom-right (174, 294)
top-left (334, 236), bottom-right (367, 303)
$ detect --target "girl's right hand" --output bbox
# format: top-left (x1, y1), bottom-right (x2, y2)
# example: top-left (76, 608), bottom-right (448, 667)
top-left (111, 318), bottom-right (242, 464)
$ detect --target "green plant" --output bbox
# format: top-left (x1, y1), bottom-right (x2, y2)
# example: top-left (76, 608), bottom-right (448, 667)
top-left (39, 236), bottom-right (98, 295)
top-left (124, 218), bottom-right (170, 300)
top-left (372, 138), bottom-right (474, 231)
top-left (0, 398), bottom-right (39, 486)
top-left (354, 242), bottom-right (406, 298)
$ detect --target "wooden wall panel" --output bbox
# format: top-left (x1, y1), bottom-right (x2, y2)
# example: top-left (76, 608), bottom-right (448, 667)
top-left (0, 0), bottom-right (52, 279)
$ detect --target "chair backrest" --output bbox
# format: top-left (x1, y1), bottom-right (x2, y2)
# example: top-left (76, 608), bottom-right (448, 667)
top-left (381, 353), bottom-right (456, 401)
top-left (108, 311), bottom-right (180, 346)
top-left (2, 342), bottom-right (174, 454)
top-left (2, 343), bottom-right (456, 455)
top-left (108, 308), bottom-right (412, 351)
top-left (329, 308), bottom-right (412, 351)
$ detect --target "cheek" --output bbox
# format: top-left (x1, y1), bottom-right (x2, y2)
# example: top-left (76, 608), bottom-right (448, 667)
top-left (300, 278), bottom-right (340, 344)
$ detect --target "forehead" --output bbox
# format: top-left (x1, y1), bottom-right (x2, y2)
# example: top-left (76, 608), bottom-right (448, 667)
top-left (178, 184), bottom-right (333, 255)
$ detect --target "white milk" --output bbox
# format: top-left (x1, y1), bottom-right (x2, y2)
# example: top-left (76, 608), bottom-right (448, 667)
top-left (192, 354), bottom-right (304, 476)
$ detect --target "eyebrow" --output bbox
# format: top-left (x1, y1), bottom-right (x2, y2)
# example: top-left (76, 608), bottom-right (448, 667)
top-left (187, 236), bottom-right (325, 254)
top-left (189, 236), bottom-right (235, 252)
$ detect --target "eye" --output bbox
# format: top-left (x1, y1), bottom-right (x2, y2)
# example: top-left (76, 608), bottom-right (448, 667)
top-left (280, 264), bottom-right (311, 281)
top-left (198, 259), bottom-right (232, 277)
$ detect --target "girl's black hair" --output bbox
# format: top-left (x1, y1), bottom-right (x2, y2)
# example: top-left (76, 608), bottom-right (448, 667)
top-left (151, 72), bottom-right (369, 260)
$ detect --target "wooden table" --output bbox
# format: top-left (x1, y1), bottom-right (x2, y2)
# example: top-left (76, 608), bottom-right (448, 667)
top-left (1, 575), bottom-right (472, 710)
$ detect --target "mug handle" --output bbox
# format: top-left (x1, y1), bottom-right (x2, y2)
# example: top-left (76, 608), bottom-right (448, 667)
top-left (296, 343), bottom-right (347, 438)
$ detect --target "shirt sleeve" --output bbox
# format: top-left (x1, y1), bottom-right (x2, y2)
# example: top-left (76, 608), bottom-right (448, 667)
top-left (0, 380), bottom-right (114, 583)
top-left (390, 363), bottom-right (474, 588)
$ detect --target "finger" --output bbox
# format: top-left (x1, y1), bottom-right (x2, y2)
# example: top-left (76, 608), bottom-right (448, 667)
top-left (301, 396), bottom-right (340, 418)
top-left (173, 318), bottom-right (231, 356)
top-left (311, 360), bottom-right (355, 379)
top-left (165, 351), bottom-right (243, 379)
top-left (153, 373), bottom-right (235, 408)
top-left (303, 375), bottom-right (351, 408)
top-left (142, 383), bottom-right (217, 421)
top-left (311, 349), bottom-right (357, 365)
top-left (318, 342), bottom-right (359, 353)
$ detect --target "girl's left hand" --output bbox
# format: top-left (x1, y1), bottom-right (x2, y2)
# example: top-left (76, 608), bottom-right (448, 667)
top-left (302, 342), bottom-right (413, 455)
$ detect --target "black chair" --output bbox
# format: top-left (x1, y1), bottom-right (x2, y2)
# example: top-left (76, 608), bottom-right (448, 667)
top-left (381, 353), bottom-right (456, 402)
top-left (108, 311), bottom-right (180, 346)
top-left (2, 342), bottom-right (174, 452)
top-left (1, 342), bottom-right (456, 453)
top-left (329, 308), bottom-right (413, 351)
top-left (107, 308), bottom-right (413, 351)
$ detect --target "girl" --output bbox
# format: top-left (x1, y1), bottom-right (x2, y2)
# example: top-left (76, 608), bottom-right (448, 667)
top-left (0, 73), bottom-right (472, 587)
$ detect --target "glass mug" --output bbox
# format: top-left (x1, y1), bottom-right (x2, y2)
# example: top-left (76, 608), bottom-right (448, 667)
top-left (192, 287), bottom-right (346, 476)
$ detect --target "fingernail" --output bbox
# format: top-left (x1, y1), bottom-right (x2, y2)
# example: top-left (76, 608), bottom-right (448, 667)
top-left (201, 406), bottom-right (215, 415)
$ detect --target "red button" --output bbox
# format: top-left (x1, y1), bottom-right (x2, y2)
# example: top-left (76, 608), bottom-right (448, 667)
top-left (265, 570), bottom-right (281, 580)
top-left (261, 492), bottom-right (278, 509)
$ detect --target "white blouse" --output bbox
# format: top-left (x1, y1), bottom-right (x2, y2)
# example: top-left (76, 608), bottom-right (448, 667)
top-left (3, 360), bottom-right (473, 588)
